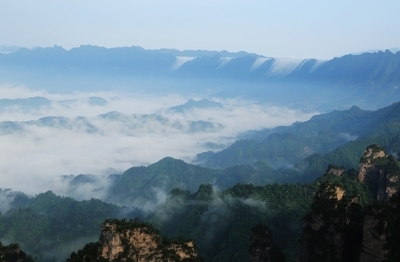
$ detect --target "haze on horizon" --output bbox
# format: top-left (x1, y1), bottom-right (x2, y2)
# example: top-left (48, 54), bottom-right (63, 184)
top-left (1, 1), bottom-right (400, 59)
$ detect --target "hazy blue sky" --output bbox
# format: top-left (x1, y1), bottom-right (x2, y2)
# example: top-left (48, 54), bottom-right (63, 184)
top-left (1, 1), bottom-right (399, 59)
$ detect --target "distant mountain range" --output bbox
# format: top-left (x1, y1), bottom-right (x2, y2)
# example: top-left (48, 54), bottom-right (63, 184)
top-left (1, 45), bottom-right (400, 110)
top-left (351, 47), bottom-right (400, 55)
top-left (1, 45), bottom-right (399, 85)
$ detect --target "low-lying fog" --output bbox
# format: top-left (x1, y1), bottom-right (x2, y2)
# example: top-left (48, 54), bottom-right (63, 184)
top-left (0, 84), bottom-right (317, 195)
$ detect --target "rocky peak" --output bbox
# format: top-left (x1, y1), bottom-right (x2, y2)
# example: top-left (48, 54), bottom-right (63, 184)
top-left (325, 164), bottom-right (345, 176)
top-left (298, 182), bottom-right (364, 262)
top-left (358, 145), bottom-right (400, 201)
top-left (101, 219), bottom-right (199, 262)
top-left (67, 219), bottom-right (200, 262)
top-left (358, 145), bottom-right (387, 182)
top-left (314, 182), bottom-right (345, 201)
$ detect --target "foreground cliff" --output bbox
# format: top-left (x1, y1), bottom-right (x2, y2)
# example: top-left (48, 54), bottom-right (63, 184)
top-left (298, 183), bottom-right (400, 261)
top-left (298, 182), bottom-right (363, 261)
top-left (358, 144), bottom-right (400, 201)
top-left (249, 224), bottom-right (286, 262)
top-left (67, 219), bottom-right (201, 262)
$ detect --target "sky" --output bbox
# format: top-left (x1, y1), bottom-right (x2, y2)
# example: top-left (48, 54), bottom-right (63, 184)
top-left (1, 1), bottom-right (400, 59)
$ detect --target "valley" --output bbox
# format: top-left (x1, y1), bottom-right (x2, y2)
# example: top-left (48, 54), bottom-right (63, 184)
top-left (1, 46), bottom-right (400, 261)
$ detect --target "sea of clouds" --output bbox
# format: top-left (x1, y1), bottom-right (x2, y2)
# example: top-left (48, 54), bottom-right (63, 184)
top-left (0, 84), bottom-right (317, 195)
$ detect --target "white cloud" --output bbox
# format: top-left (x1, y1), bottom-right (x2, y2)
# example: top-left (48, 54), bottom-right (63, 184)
top-left (171, 56), bottom-right (196, 70)
top-left (217, 57), bottom-right (233, 69)
top-left (0, 84), bottom-right (317, 196)
top-left (268, 58), bottom-right (305, 76)
top-left (251, 57), bottom-right (271, 70)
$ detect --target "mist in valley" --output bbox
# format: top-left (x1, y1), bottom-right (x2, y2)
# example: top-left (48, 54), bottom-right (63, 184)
top-left (0, 83), bottom-right (317, 197)
top-left (1, 2), bottom-right (400, 260)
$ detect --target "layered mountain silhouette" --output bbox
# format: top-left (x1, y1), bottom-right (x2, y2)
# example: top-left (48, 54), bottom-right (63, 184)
top-left (1, 45), bottom-right (400, 109)
top-left (1, 46), bottom-right (399, 86)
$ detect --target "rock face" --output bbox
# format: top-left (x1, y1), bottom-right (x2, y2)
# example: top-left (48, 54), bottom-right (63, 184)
top-left (298, 182), bottom-right (363, 262)
top-left (358, 205), bottom-right (388, 262)
top-left (359, 190), bottom-right (400, 261)
top-left (249, 224), bottom-right (273, 262)
top-left (249, 224), bottom-right (285, 262)
top-left (100, 220), bottom-right (198, 262)
top-left (326, 164), bottom-right (345, 176)
top-left (298, 181), bottom-right (399, 262)
top-left (67, 219), bottom-right (200, 262)
top-left (358, 145), bottom-right (400, 201)
top-left (298, 147), bottom-right (400, 262)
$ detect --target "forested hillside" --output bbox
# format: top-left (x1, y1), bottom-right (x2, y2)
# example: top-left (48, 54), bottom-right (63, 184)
top-left (3, 144), bottom-right (398, 261)
top-left (0, 192), bottom-right (132, 261)
top-left (1, 98), bottom-right (400, 261)
top-left (196, 101), bottom-right (400, 174)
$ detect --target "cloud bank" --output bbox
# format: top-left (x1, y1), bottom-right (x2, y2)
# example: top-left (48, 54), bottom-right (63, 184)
top-left (0, 84), bottom-right (317, 196)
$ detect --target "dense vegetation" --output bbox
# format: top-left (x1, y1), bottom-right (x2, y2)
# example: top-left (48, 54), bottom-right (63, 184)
top-left (1, 100), bottom-right (400, 261)
top-left (0, 192), bottom-right (128, 261)
top-left (197, 102), bottom-right (400, 171)
top-left (146, 164), bottom-right (374, 261)
top-left (0, 162), bottom-right (374, 261)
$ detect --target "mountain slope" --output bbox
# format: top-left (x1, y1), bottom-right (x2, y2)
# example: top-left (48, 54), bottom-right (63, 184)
top-left (0, 192), bottom-right (129, 261)
top-left (196, 102), bottom-right (400, 170)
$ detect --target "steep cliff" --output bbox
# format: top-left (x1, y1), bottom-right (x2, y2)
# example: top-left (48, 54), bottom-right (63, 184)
top-left (358, 145), bottom-right (400, 201)
top-left (249, 224), bottom-right (285, 262)
top-left (359, 190), bottom-right (400, 261)
top-left (296, 145), bottom-right (400, 261)
top-left (358, 204), bottom-right (387, 261)
top-left (298, 182), bottom-right (363, 262)
top-left (67, 219), bottom-right (201, 262)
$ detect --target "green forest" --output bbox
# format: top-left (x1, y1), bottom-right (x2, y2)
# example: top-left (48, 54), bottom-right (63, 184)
top-left (1, 102), bottom-right (400, 261)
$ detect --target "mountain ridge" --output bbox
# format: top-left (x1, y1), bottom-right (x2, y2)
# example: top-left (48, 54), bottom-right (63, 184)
top-left (2, 45), bottom-right (400, 110)
top-left (1, 45), bottom-right (400, 86)
top-left (196, 101), bottom-right (400, 170)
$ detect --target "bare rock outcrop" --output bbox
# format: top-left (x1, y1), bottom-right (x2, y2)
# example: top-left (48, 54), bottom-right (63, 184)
top-left (358, 145), bottom-right (400, 201)
top-left (325, 164), bottom-right (345, 176)
top-left (359, 205), bottom-right (388, 262)
top-left (100, 220), bottom-right (198, 262)
top-left (67, 219), bottom-right (200, 262)
top-left (298, 182), bottom-right (363, 262)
